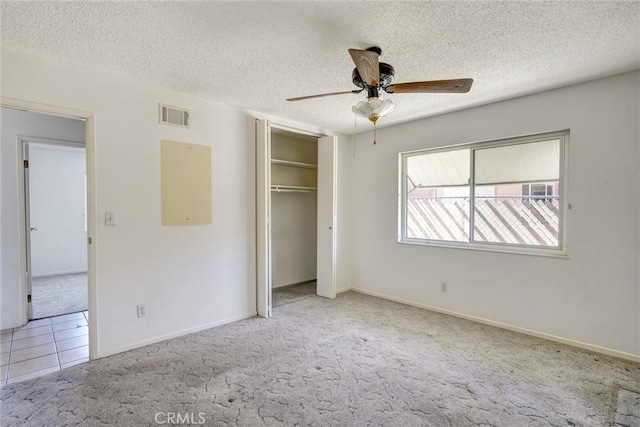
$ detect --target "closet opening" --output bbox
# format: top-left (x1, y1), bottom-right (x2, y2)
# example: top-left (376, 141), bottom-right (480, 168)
top-left (270, 129), bottom-right (319, 310)
top-left (256, 119), bottom-right (337, 318)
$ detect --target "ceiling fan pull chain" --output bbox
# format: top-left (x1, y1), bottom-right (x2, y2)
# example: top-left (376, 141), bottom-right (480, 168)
top-left (373, 122), bottom-right (377, 145)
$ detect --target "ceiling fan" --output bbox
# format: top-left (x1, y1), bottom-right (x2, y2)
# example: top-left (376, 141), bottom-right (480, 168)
top-left (287, 47), bottom-right (473, 136)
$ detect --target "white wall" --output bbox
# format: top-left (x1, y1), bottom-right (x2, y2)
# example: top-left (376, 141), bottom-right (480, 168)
top-left (349, 71), bottom-right (640, 357)
top-left (1, 49), bottom-right (262, 356)
top-left (271, 192), bottom-right (317, 287)
top-left (29, 143), bottom-right (87, 277)
top-left (335, 133), bottom-right (352, 293)
top-left (1, 107), bottom-right (85, 329)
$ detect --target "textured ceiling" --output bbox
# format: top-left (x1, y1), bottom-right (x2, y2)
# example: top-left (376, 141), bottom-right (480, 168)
top-left (1, 1), bottom-right (639, 135)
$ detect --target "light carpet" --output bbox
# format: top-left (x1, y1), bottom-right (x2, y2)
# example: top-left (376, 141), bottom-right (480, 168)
top-left (616, 388), bottom-right (640, 427)
top-left (1, 288), bottom-right (639, 426)
top-left (31, 272), bottom-right (88, 319)
top-left (272, 281), bottom-right (316, 308)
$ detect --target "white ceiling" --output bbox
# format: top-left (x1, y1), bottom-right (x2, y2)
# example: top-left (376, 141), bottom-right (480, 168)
top-left (1, 1), bottom-right (638, 135)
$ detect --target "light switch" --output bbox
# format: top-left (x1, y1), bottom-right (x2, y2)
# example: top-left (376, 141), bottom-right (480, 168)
top-left (105, 212), bottom-right (116, 226)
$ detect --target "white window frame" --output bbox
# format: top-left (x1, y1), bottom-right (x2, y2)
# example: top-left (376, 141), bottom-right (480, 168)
top-left (398, 130), bottom-right (569, 258)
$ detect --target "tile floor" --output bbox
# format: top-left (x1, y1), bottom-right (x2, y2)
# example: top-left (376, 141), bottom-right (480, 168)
top-left (0, 311), bottom-right (89, 385)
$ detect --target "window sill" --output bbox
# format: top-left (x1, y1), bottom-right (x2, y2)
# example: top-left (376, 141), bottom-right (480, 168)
top-left (398, 238), bottom-right (569, 259)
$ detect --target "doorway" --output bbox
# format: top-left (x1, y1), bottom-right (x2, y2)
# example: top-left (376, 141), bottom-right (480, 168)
top-left (270, 129), bottom-right (319, 309)
top-left (256, 120), bottom-right (337, 317)
top-left (0, 99), bottom-right (96, 363)
top-left (23, 138), bottom-right (88, 320)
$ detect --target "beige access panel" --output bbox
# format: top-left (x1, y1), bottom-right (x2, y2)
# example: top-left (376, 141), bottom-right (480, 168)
top-left (161, 140), bottom-right (211, 225)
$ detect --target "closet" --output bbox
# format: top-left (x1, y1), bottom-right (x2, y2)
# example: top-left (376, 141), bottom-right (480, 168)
top-left (256, 120), bottom-right (336, 317)
top-left (271, 130), bottom-right (318, 289)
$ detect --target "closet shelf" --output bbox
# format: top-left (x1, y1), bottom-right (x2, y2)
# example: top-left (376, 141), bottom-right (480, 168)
top-left (271, 159), bottom-right (317, 169)
top-left (271, 185), bottom-right (317, 193)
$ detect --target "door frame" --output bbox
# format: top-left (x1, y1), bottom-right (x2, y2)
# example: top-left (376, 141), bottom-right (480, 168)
top-left (255, 119), bottom-right (337, 318)
top-left (20, 136), bottom-right (87, 320)
top-left (2, 96), bottom-right (97, 360)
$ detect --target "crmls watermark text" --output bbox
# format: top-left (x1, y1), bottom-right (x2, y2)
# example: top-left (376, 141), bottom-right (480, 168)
top-left (154, 412), bottom-right (206, 425)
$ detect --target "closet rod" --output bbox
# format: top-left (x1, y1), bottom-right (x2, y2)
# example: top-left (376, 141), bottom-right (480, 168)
top-left (271, 187), bottom-right (317, 193)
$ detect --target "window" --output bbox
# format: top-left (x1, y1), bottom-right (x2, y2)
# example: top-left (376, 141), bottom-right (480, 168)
top-left (399, 131), bottom-right (568, 255)
top-left (522, 183), bottom-right (554, 202)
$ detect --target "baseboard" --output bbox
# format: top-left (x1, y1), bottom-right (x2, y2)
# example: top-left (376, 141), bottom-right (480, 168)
top-left (349, 287), bottom-right (640, 363)
top-left (95, 311), bottom-right (258, 359)
top-left (32, 270), bottom-right (87, 278)
top-left (336, 287), bottom-right (350, 295)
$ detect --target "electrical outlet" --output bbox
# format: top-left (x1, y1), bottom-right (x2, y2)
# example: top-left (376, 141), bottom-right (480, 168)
top-left (137, 304), bottom-right (146, 318)
top-left (441, 282), bottom-right (448, 292)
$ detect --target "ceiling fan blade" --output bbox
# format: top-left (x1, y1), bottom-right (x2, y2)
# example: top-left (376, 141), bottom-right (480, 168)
top-left (385, 78), bottom-right (473, 94)
top-left (348, 48), bottom-right (380, 87)
top-left (286, 89), bottom-right (363, 102)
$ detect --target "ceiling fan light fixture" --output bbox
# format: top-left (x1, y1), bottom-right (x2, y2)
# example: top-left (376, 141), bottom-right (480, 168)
top-left (352, 97), bottom-right (395, 124)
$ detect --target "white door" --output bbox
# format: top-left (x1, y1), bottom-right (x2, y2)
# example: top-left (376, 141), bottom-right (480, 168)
top-left (316, 135), bottom-right (337, 299)
top-left (256, 119), bottom-right (271, 317)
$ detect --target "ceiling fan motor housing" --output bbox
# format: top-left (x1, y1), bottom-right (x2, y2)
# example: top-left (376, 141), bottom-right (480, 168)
top-left (352, 62), bottom-right (395, 98)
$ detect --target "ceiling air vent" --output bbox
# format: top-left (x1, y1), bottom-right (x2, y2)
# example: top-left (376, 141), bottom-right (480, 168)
top-left (159, 104), bottom-right (190, 128)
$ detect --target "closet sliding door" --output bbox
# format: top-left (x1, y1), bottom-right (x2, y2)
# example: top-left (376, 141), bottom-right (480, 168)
top-left (316, 135), bottom-right (337, 299)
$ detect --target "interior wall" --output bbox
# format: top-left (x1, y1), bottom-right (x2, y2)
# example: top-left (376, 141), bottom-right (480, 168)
top-left (29, 143), bottom-right (87, 277)
top-left (271, 192), bottom-right (317, 288)
top-left (1, 49), bottom-right (262, 356)
top-left (0, 107), bottom-right (85, 329)
top-left (335, 133), bottom-right (352, 293)
top-left (349, 71), bottom-right (640, 357)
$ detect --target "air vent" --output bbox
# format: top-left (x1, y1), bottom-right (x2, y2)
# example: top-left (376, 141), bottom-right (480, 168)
top-left (159, 104), bottom-right (190, 128)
